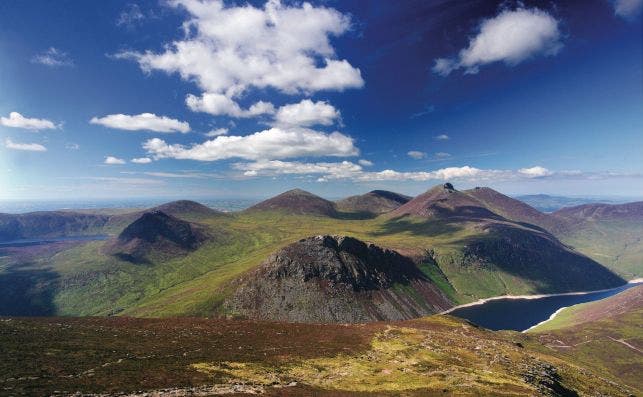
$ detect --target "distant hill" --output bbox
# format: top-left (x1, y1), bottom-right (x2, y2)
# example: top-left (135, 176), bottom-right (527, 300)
top-left (553, 201), bottom-right (643, 221)
top-left (335, 190), bottom-right (411, 216)
top-left (246, 189), bottom-right (338, 217)
top-left (530, 285), bottom-right (642, 391)
top-left (388, 183), bottom-right (501, 220)
top-left (515, 194), bottom-right (620, 212)
top-left (0, 211), bottom-right (108, 242)
top-left (105, 210), bottom-right (211, 262)
top-left (223, 235), bottom-right (451, 322)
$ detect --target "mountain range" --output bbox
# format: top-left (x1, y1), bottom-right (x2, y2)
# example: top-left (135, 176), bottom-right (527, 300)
top-left (0, 183), bottom-right (640, 321)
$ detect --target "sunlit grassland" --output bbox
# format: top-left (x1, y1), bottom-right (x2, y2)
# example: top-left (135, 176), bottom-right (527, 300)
top-left (556, 220), bottom-right (643, 279)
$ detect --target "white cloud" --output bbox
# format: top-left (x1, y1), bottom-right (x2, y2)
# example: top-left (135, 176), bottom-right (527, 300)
top-left (274, 99), bottom-right (340, 127)
top-left (407, 150), bottom-right (427, 160)
top-left (186, 93), bottom-right (275, 117)
top-left (131, 157), bottom-right (152, 164)
top-left (31, 47), bottom-right (74, 67)
top-left (104, 156), bottom-right (127, 165)
top-left (235, 159), bottom-right (362, 179)
top-left (434, 134), bottom-right (450, 141)
top-left (90, 113), bottom-right (190, 133)
top-left (0, 112), bottom-right (57, 130)
top-left (518, 166), bottom-right (552, 178)
top-left (434, 152), bottom-right (451, 158)
top-left (144, 127), bottom-right (358, 161)
top-left (433, 7), bottom-right (562, 76)
top-left (614, 0), bottom-right (643, 18)
top-left (205, 127), bottom-right (229, 137)
top-left (358, 159), bottom-right (373, 166)
top-left (117, 0), bottom-right (363, 118)
top-left (65, 143), bottom-right (80, 150)
top-left (4, 138), bottom-right (47, 152)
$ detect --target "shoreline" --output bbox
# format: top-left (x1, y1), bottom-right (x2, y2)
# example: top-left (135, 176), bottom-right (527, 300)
top-left (441, 278), bottom-right (641, 315)
top-left (522, 306), bottom-right (569, 333)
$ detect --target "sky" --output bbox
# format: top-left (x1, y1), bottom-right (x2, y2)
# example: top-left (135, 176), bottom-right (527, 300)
top-left (0, 0), bottom-right (642, 200)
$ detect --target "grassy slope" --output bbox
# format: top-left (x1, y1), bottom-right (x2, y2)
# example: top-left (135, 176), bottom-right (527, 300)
top-left (528, 286), bottom-right (642, 391)
top-left (555, 220), bottom-right (643, 279)
top-left (0, 314), bottom-right (636, 396)
top-left (2, 208), bottom-right (623, 318)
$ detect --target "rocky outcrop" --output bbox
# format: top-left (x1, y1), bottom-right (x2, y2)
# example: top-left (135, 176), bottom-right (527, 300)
top-left (223, 235), bottom-right (452, 323)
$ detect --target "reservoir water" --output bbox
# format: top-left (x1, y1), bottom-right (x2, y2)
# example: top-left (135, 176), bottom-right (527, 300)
top-left (448, 282), bottom-right (640, 332)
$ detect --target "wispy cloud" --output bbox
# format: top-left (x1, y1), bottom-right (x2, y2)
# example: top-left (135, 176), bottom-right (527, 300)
top-left (434, 134), bottom-right (450, 141)
top-left (5, 138), bottom-right (47, 152)
top-left (31, 47), bottom-right (74, 67)
top-left (614, 0), bottom-right (643, 18)
top-left (407, 150), bottom-right (427, 160)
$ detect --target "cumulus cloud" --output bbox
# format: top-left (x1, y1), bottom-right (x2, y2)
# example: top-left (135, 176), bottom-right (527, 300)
top-left (205, 127), bottom-right (229, 137)
top-left (117, 0), bottom-right (363, 118)
top-left (433, 7), bottom-right (562, 76)
top-left (0, 112), bottom-right (58, 130)
top-left (614, 0), bottom-right (643, 18)
top-left (4, 138), bottom-right (47, 152)
top-left (358, 159), bottom-right (373, 166)
top-left (143, 127), bottom-right (358, 161)
top-left (186, 93), bottom-right (275, 117)
top-left (274, 99), bottom-right (340, 127)
top-left (434, 134), bottom-right (450, 141)
top-left (104, 156), bottom-right (127, 165)
top-left (518, 166), bottom-right (552, 178)
top-left (90, 113), bottom-right (190, 133)
top-left (131, 157), bottom-right (152, 164)
top-left (31, 47), bottom-right (74, 67)
top-left (407, 150), bottom-right (427, 160)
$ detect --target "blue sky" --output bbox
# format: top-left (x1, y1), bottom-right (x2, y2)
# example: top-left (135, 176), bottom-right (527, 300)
top-left (0, 0), bottom-right (641, 200)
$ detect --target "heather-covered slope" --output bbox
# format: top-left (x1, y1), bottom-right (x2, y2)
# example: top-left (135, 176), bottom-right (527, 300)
top-left (0, 315), bottom-right (636, 396)
top-left (335, 190), bottom-right (411, 216)
top-left (246, 189), bottom-right (338, 217)
top-left (224, 235), bottom-right (451, 322)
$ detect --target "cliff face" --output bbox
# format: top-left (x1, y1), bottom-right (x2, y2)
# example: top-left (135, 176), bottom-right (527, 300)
top-left (223, 235), bottom-right (452, 323)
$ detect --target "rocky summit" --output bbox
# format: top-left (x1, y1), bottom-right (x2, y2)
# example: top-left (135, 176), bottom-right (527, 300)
top-left (224, 235), bottom-right (451, 323)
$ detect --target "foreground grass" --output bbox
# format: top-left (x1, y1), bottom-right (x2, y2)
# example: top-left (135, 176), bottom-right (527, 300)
top-left (0, 315), bottom-right (636, 396)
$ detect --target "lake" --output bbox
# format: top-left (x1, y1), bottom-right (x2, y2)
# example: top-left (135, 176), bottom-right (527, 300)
top-left (0, 235), bottom-right (109, 248)
top-left (447, 282), bottom-right (641, 331)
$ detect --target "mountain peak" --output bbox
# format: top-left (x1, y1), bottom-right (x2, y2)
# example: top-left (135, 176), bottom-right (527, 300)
top-left (335, 190), bottom-right (411, 216)
top-left (106, 210), bottom-right (210, 262)
top-left (247, 189), bottom-right (337, 217)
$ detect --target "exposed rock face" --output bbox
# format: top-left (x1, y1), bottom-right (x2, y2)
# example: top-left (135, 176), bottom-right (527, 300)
top-left (106, 210), bottom-right (210, 262)
top-left (224, 235), bottom-right (452, 323)
top-left (335, 190), bottom-right (412, 216)
top-left (246, 189), bottom-right (338, 217)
